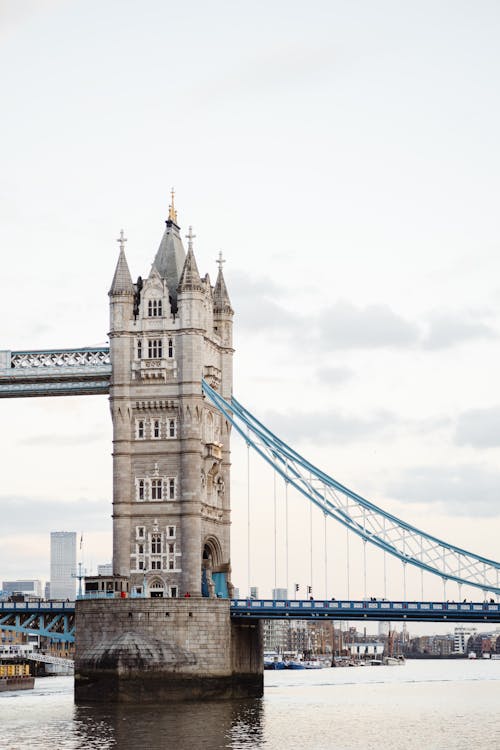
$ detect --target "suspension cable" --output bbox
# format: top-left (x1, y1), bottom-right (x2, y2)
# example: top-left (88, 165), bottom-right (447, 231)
top-left (247, 438), bottom-right (251, 597)
top-left (273, 464), bottom-right (277, 595)
top-left (309, 499), bottom-right (313, 596)
top-left (346, 526), bottom-right (350, 599)
top-left (324, 509), bottom-right (328, 599)
top-left (285, 475), bottom-right (289, 598)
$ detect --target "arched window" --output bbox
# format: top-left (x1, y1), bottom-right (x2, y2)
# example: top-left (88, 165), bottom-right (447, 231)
top-left (137, 340), bottom-right (142, 359)
top-left (168, 419), bottom-right (176, 438)
top-left (138, 480), bottom-right (145, 501)
top-left (168, 338), bottom-right (174, 358)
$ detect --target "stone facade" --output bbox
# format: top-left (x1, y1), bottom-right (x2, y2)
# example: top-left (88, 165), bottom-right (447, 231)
top-left (75, 599), bottom-right (263, 702)
top-left (108, 210), bottom-right (234, 598)
top-left (75, 204), bottom-right (263, 703)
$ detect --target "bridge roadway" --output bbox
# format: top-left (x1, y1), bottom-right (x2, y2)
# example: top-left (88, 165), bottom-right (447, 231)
top-left (2, 598), bottom-right (500, 644)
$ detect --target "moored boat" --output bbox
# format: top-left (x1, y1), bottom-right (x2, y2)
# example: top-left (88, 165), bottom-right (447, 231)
top-left (0, 663), bottom-right (34, 692)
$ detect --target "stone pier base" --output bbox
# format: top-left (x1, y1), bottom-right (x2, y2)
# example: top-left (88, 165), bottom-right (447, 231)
top-left (75, 599), bottom-right (263, 703)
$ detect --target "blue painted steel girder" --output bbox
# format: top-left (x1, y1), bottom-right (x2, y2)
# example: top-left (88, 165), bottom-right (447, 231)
top-left (0, 604), bottom-right (75, 642)
top-left (230, 599), bottom-right (500, 623)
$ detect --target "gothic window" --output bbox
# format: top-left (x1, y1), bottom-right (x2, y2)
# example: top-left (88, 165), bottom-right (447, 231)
top-left (138, 560), bottom-right (144, 570)
top-left (168, 560), bottom-right (174, 570)
top-left (138, 480), bottom-right (145, 501)
top-left (148, 299), bottom-right (163, 317)
top-left (170, 586), bottom-right (178, 598)
top-left (168, 543), bottom-right (175, 554)
top-left (168, 419), bottom-right (176, 438)
top-left (152, 419), bottom-right (161, 439)
top-left (138, 544), bottom-right (144, 554)
top-left (167, 478), bottom-right (176, 500)
top-left (148, 339), bottom-right (162, 358)
top-left (167, 338), bottom-right (174, 358)
top-left (167, 526), bottom-right (176, 538)
top-left (151, 559), bottom-right (162, 570)
top-left (137, 340), bottom-right (142, 359)
top-left (151, 533), bottom-right (162, 554)
top-left (137, 526), bottom-right (145, 538)
top-left (151, 479), bottom-right (162, 500)
top-left (136, 420), bottom-right (145, 440)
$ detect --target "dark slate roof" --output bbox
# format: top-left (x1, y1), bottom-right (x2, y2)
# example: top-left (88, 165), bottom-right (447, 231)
top-left (151, 220), bottom-right (186, 311)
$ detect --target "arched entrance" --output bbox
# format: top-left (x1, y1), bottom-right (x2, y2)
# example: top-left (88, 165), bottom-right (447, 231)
top-left (148, 577), bottom-right (165, 598)
top-left (201, 537), bottom-right (229, 598)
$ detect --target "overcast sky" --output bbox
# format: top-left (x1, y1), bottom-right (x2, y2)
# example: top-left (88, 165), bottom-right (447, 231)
top-left (0, 1), bottom-right (499, 622)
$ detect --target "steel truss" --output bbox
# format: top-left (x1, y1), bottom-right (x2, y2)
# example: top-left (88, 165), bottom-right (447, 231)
top-left (202, 381), bottom-right (500, 597)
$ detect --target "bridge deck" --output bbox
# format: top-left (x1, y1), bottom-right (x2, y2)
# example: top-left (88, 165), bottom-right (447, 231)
top-left (0, 348), bottom-right (111, 397)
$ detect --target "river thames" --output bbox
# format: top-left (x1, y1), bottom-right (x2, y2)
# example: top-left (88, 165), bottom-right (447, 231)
top-left (1, 660), bottom-right (499, 749)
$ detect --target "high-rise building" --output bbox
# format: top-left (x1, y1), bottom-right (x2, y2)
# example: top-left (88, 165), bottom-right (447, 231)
top-left (50, 532), bottom-right (77, 600)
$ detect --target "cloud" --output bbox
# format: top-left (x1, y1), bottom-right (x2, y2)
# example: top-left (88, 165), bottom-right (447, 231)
top-left (229, 271), bottom-right (302, 333)
top-left (455, 407), bottom-right (500, 448)
top-left (264, 408), bottom-right (399, 444)
top-left (387, 465), bottom-right (500, 518)
top-left (423, 311), bottom-right (497, 350)
top-left (317, 301), bottom-right (420, 350)
top-left (18, 431), bottom-right (107, 447)
top-left (0, 496), bottom-right (110, 534)
top-left (316, 366), bottom-right (354, 385)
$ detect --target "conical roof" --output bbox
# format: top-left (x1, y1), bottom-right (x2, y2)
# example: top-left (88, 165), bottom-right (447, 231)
top-left (178, 247), bottom-right (202, 292)
top-left (151, 220), bottom-right (186, 311)
top-left (109, 247), bottom-right (134, 295)
top-left (213, 268), bottom-right (232, 313)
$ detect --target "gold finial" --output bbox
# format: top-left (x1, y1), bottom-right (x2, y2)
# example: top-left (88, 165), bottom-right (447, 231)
top-left (168, 187), bottom-right (178, 222)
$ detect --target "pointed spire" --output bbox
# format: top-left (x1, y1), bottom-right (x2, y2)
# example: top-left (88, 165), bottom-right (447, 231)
top-left (109, 230), bottom-right (134, 295)
top-left (213, 251), bottom-right (233, 313)
top-left (151, 198), bottom-right (186, 312)
top-left (178, 229), bottom-right (202, 292)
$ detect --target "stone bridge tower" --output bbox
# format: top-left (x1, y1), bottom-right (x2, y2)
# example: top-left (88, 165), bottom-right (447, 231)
top-left (108, 198), bottom-right (234, 599)
top-left (75, 199), bottom-right (262, 703)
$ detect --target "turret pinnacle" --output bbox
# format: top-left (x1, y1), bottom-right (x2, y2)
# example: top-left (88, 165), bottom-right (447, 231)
top-left (178, 227), bottom-right (202, 292)
top-left (109, 230), bottom-right (134, 295)
top-left (213, 252), bottom-right (233, 314)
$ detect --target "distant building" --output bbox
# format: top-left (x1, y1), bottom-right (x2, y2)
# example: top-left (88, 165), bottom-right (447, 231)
top-left (347, 642), bottom-right (385, 659)
top-left (97, 564), bottom-right (113, 576)
top-left (378, 621), bottom-right (390, 637)
top-left (454, 626), bottom-right (477, 654)
top-left (232, 587), bottom-right (240, 599)
top-left (272, 588), bottom-right (288, 600)
top-left (263, 620), bottom-right (289, 654)
top-left (2, 580), bottom-right (43, 598)
top-left (50, 532), bottom-right (77, 600)
top-left (44, 582), bottom-right (50, 600)
top-left (250, 586), bottom-right (259, 599)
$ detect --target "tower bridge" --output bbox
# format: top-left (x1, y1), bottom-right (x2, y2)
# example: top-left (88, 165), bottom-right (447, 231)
top-left (1, 197), bottom-right (499, 702)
